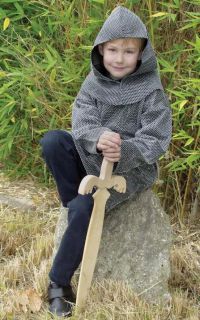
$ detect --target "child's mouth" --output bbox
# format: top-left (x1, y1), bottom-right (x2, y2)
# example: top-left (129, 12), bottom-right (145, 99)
top-left (112, 66), bottom-right (125, 71)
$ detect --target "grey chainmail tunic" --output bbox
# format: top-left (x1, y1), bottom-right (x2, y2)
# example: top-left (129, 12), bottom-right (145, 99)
top-left (71, 6), bottom-right (172, 211)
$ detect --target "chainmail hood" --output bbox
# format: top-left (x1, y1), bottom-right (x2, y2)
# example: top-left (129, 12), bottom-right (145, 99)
top-left (71, 6), bottom-right (172, 211)
top-left (79, 6), bottom-right (163, 104)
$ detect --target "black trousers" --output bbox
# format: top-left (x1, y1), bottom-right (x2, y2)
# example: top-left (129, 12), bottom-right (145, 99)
top-left (40, 130), bottom-right (94, 286)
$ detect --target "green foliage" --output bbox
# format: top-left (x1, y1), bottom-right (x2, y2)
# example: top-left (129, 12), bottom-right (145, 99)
top-left (0, 0), bottom-right (199, 218)
top-left (0, 0), bottom-right (103, 176)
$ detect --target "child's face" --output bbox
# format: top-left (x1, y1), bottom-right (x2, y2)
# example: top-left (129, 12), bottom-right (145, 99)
top-left (99, 38), bottom-right (142, 80)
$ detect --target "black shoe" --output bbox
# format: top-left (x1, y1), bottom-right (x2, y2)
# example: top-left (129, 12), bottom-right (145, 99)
top-left (48, 282), bottom-right (76, 317)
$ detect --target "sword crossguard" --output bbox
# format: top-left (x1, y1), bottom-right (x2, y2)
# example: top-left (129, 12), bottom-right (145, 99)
top-left (111, 175), bottom-right (126, 193)
top-left (78, 174), bottom-right (126, 195)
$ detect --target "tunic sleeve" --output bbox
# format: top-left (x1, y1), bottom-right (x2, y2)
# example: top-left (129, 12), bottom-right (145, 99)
top-left (115, 89), bottom-right (172, 174)
top-left (72, 93), bottom-right (112, 154)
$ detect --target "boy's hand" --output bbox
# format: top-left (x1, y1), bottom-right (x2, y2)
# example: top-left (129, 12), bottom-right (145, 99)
top-left (102, 147), bottom-right (121, 162)
top-left (97, 131), bottom-right (121, 162)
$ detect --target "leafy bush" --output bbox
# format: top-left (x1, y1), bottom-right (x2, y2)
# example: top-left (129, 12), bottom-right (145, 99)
top-left (0, 0), bottom-right (199, 219)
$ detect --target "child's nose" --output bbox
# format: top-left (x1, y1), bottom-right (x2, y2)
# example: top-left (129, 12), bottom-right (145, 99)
top-left (116, 53), bottom-right (123, 63)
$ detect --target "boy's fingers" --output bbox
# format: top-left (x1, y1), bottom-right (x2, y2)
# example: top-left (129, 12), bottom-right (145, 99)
top-left (105, 135), bottom-right (121, 146)
top-left (102, 150), bottom-right (121, 162)
top-left (103, 147), bottom-right (120, 154)
top-left (103, 140), bottom-right (118, 148)
top-left (103, 155), bottom-right (120, 162)
top-left (97, 140), bottom-right (119, 150)
top-left (100, 132), bottom-right (121, 146)
top-left (97, 132), bottom-right (122, 152)
top-left (103, 152), bottom-right (121, 158)
top-left (100, 136), bottom-right (121, 146)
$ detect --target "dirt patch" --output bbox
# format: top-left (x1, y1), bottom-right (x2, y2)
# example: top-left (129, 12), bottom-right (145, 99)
top-left (0, 173), bottom-right (59, 211)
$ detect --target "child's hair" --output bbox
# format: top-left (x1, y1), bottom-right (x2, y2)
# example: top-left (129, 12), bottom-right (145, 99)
top-left (136, 38), bottom-right (146, 51)
top-left (102, 37), bottom-right (146, 52)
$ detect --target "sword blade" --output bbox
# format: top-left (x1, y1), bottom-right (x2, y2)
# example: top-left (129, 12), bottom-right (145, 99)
top-left (76, 188), bottom-right (110, 309)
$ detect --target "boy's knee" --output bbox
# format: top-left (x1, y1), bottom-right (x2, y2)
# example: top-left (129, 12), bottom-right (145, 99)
top-left (68, 194), bottom-right (94, 224)
top-left (40, 130), bottom-right (70, 157)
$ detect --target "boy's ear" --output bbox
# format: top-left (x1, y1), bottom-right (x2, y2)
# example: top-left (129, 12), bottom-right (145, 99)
top-left (98, 44), bottom-right (103, 56)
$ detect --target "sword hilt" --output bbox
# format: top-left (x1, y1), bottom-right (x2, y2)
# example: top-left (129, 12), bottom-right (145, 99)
top-left (78, 158), bottom-right (125, 195)
top-left (99, 158), bottom-right (113, 180)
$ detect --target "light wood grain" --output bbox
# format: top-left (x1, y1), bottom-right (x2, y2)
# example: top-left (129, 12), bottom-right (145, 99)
top-left (76, 158), bottom-right (126, 311)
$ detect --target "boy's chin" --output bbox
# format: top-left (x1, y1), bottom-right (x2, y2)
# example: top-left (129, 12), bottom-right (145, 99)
top-left (109, 71), bottom-right (128, 80)
top-left (109, 71), bottom-right (132, 80)
top-left (110, 74), bottom-right (123, 80)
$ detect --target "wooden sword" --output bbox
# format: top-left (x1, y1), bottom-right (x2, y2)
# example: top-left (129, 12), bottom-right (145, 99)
top-left (76, 157), bottom-right (126, 310)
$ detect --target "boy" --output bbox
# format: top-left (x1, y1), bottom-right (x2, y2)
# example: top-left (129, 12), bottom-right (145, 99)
top-left (40, 6), bottom-right (172, 317)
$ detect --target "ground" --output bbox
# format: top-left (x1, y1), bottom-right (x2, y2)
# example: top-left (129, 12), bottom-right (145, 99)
top-left (0, 173), bottom-right (199, 319)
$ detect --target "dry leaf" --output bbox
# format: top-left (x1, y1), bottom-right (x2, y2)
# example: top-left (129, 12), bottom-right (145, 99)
top-left (150, 12), bottom-right (168, 18)
top-left (3, 17), bottom-right (10, 31)
top-left (16, 291), bottom-right (29, 313)
top-left (26, 289), bottom-right (42, 312)
top-left (15, 288), bottom-right (42, 313)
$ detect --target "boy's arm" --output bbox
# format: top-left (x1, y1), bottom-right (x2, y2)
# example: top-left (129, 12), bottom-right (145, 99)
top-left (72, 94), bottom-right (112, 154)
top-left (115, 89), bottom-right (172, 174)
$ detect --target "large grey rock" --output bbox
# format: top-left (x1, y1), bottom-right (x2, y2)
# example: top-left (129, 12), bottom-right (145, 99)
top-left (94, 189), bottom-right (172, 304)
top-left (53, 189), bottom-right (172, 304)
top-left (52, 206), bottom-right (69, 259)
top-left (0, 194), bottom-right (36, 211)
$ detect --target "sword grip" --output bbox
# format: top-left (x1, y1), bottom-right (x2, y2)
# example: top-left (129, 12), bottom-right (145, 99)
top-left (99, 158), bottom-right (113, 180)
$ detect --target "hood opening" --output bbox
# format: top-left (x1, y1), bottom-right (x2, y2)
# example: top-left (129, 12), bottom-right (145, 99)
top-left (91, 38), bottom-right (147, 79)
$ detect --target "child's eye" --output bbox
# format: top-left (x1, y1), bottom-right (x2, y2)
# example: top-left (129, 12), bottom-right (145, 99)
top-left (108, 48), bottom-right (116, 52)
top-left (126, 51), bottom-right (135, 54)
